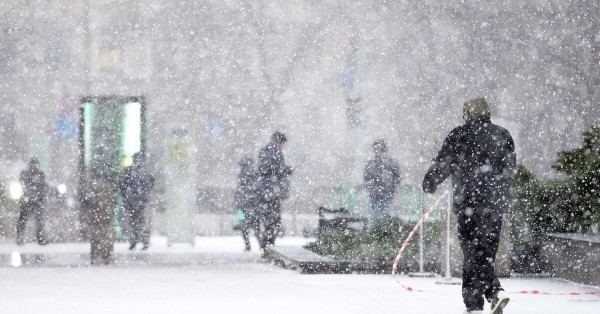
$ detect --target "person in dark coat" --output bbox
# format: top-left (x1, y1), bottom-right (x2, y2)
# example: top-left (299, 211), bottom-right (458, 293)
top-left (16, 157), bottom-right (48, 245)
top-left (89, 161), bottom-right (117, 265)
top-left (257, 131), bottom-right (292, 249)
top-left (363, 139), bottom-right (401, 226)
top-left (234, 156), bottom-right (259, 251)
top-left (119, 153), bottom-right (155, 250)
top-left (422, 97), bottom-right (514, 314)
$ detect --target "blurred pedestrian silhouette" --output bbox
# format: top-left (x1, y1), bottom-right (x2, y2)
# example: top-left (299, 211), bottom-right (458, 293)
top-left (234, 156), bottom-right (260, 251)
top-left (119, 153), bottom-right (155, 250)
top-left (257, 131), bottom-right (292, 250)
top-left (363, 139), bottom-right (401, 227)
top-left (16, 157), bottom-right (48, 245)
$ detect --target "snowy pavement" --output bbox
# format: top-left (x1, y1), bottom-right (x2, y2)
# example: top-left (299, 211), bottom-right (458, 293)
top-left (0, 236), bottom-right (598, 314)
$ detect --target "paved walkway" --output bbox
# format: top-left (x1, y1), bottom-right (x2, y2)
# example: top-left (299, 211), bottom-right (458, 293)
top-left (0, 236), bottom-right (598, 314)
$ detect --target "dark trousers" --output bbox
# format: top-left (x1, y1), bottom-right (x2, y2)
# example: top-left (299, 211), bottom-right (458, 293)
top-left (457, 208), bottom-right (503, 311)
top-left (369, 194), bottom-right (394, 227)
top-left (241, 210), bottom-right (259, 250)
top-left (16, 203), bottom-right (46, 245)
top-left (258, 200), bottom-right (281, 249)
top-left (126, 203), bottom-right (149, 246)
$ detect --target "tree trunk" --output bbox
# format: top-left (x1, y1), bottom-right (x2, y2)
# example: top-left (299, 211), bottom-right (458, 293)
top-left (89, 176), bottom-right (116, 265)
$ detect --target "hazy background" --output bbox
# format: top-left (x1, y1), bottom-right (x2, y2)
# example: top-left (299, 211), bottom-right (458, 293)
top-left (0, 0), bottom-right (597, 217)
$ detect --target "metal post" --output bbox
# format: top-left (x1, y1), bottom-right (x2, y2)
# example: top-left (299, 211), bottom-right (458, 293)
top-left (445, 192), bottom-right (452, 278)
top-left (409, 190), bottom-right (434, 278)
top-left (83, 0), bottom-right (92, 94)
top-left (419, 191), bottom-right (425, 273)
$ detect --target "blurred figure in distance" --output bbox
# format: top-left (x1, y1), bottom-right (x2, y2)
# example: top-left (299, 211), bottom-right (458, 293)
top-left (119, 153), bottom-right (155, 250)
top-left (363, 139), bottom-right (401, 228)
top-left (257, 131), bottom-right (292, 250)
top-left (234, 156), bottom-right (260, 251)
top-left (16, 157), bottom-right (49, 245)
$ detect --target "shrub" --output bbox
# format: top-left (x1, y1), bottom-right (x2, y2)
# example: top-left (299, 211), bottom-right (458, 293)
top-left (511, 126), bottom-right (600, 272)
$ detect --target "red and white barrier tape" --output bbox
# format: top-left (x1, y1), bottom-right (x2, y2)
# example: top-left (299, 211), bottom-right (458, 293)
top-left (514, 290), bottom-right (599, 296)
top-left (391, 190), bottom-right (449, 291)
top-left (390, 190), bottom-right (600, 297)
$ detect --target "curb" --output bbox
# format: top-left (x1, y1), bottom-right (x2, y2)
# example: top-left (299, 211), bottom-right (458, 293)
top-left (264, 245), bottom-right (351, 274)
top-left (265, 245), bottom-right (440, 274)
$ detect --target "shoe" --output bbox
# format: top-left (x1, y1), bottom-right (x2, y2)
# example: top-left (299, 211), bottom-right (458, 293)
top-left (141, 244), bottom-right (149, 251)
top-left (490, 290), bottom-right (510, 314)
top-left (463, 310), bottom-right (483, 314)
top-left (129, 243), bottom-right (136, 250)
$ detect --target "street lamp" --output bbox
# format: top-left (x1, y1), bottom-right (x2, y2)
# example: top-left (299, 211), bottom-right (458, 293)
top-left (341, 65), bottom-right (362, 128)
top-left (8, 181), bottom-right (23, 200)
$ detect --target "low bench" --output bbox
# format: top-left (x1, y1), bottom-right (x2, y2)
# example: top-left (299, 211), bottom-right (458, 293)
top-left (317, 206), bottom-right (367, 240)
top-left (264, 245), bottom-right (351, 274)
top-left (543, 233), bottom-right (600, 285)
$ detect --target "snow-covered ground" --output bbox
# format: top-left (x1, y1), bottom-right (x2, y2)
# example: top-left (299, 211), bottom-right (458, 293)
top-left (0, 236), bottom-right (598, 314)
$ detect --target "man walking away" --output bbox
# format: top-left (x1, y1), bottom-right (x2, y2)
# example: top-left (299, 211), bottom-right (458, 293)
top-left (16, 157), bottom-right (48, 245)
top-left (422, 97), bottom-right (514, 314)
top-left (363, 139), bottom-right (401, 227)
top-left (257, 131), bottom-right (292, 250)
top-left (120, 153), bottom-right (155, 250)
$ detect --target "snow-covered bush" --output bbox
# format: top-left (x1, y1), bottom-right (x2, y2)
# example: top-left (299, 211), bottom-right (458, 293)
top-left (551, 126), bottom-right (600, 233)
top-left (511, 126), bottom-right (600, 272)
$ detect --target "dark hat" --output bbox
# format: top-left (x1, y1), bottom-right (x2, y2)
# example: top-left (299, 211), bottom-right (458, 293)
top-left (238, 156), bottom-right (254, 166)
top-left (272, 131), bottom-right (287, 144)
top-left (463, 97), bottom-right (491, 121)
top-left (372, 139), bottom-right (387, 152)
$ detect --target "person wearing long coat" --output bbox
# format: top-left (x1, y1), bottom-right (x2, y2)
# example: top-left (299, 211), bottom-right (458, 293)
top-left (119, 153), bottom-right (155, 250)
top-left (256, 131), bottom-right (292, 249)
top-left (16, 157), bottom-right (48, 245)
top-left (234, 157), bottom-right (259, 251)
top-left (422, 97), bottom-right (515, 314)
top-left (363, 139), bottom-right (401, 226)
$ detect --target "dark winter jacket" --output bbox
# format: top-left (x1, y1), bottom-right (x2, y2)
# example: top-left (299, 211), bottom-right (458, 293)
top-left (119, 160), bottom-right (155, 208)
top-left (423, 117), bottom-right (516, 214)
top-left (20, 168), bottom-right (48, 205)
top-left (364, 154), bottom-right (401, 199)
top-left (257, 142), bottom-right (292, 202)
top-left (234, 163), bottom-right (259, 213)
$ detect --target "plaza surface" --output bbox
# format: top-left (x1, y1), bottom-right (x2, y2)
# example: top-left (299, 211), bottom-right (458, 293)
top-left (0, 236), bottom-right (598, 314)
